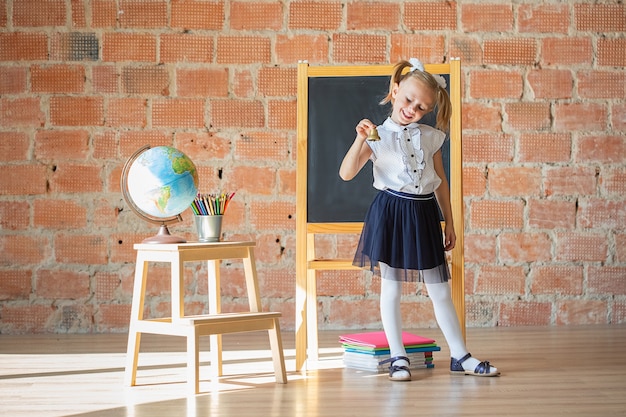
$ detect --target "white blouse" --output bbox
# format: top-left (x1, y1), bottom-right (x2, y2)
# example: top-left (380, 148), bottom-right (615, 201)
top-left (367, 117), bottom-right (447, 194)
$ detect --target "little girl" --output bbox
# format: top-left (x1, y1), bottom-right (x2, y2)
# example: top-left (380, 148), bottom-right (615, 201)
top-left (339, 58), bottom-right (500, 381)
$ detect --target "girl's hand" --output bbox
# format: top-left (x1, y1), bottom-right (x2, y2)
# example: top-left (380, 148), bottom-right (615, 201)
top-left (443, 222), bottom-right (456, 251)
top-left (356, 119), bottom-right (376, 141)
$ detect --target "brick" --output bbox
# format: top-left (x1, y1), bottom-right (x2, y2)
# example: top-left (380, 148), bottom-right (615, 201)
top-left (233, 69), bottom-right (254, 98)
top-left (34, 130), bottom-right (90, 160)
top-left (541, 38), bottom-right (592, 66)
top-left (95, 304), bottom-right (132, 331)
top-left (0, 32), bottom-right (48, 61)
top-left (489, 166), bottom-right (542, 197)
top-left (0, 97), bottom-right (44, 127)
top-left (450, 35), bottom-right (483, 65)
top-left (0, 1), bottom-right (5, 26)
top-left (328, 298), bottom-right (381, 328)
top-left (390, 34), bottom-right (445, 65)
top-left (257, 268), bottom-right (298, 298)
top-left (48, 164), bottom-right (103, 193)
top-left (230, 1), bottom-right (283, 30)
top-left (0, 131), bottom-right (29, 161)
top-left (268, 99), bottom-right (297, 130)
top-left (14, 0), bottom-right (66, 27)
top-left (118, 0), bottom-right (167, 28)
top-left (469, 70), bottom-right (523, 99)
top-left (544, 166), bottom-right (597, 197)
top-left (226, 166), bottom-right (277, 195)
top-left (236, 131), bottom-right (290, 162)
top-left (518, 133), bottom-right (571, 163)
top-left (0, 67), bottom-right (27, 94)
top-left (0, 235), bottom-right (49, 265)
top-left (574, 3), bottom-right (626, 32)
top-left (152, 99), bottom-right (205, 128)
top-left (462, 166), bottom-right (487, 197)
top-left (92, 130), bottom-right (118, 160)
top-left (217, 36), bottom-right (271, 64)
top-left (106, 98), bottom-right (147, 128)
top-left (554, 103), bottom-right (607, 132)
top-left (556, 300), bottom-right (608, 325)
top-left (555, 233), bottom-right (608, 262)
top-left (259, 67), bottom-right (297, 97)
top-left (317, 270), bottom-right (366, 297)
top-left (121, 66), bottom-right (169, 95)
top-left (614, 301), bottom-right (626, 324)
top-left (528, 199), bottom-right (576, 230)
top-left (576, 135), bottom-right (626, 164)
top-left (50, 97), bottom-right (104, 127)
top-left (598, 38), bottom-right (626, 67)
top-left (175, 131), bottom-right (231, 161)
top-left (54, 234), bottom-right (108, 265)
top-left (530, 265), bottom-right (583, 296)
top-left (615, 233), bottom-right (626, 263)
top-left (71, 0), bottom-right (87, 27)
top-left (0, 270), bottom-right (32, 300)
top-left (211, 99), bottom-right (264, 128)
top-left (36, 269), bottom-right (90, 299)
top-left (463, 133), bottom-right (514, 163)
top-left (587, 266), bottom-right (626, 296)
top-left (500, 232), bottom-right (552, 263)
top-left (499, 301), bottom-right (552, 326)
top-left (527, 69), bottom-right (573, 99)
top-left (483, 38), bottom-right (537, 66)
top-left (461, 102), bottom-right (501, 131)
top-left (578, 198), bottom-right (626, 230)
top-left (518, 4), bottom-right (569, 34)
top-left (50, 32), bottom-right (99, 61)
top-left (466, 299), bottom-right (497, 326)
top-left (31, 64), bottom-right (85, 93)
top-left (461, 3), bottom-right (513, 32)
top-left (171, 0), bottom-right (225, 30)
top-left (33, 199), bottom-right (87, 229)
top-left (469, 199), bottom-right (524, 230)
top-left (119, 130), bottom-right (171, 157)
top-left (464, 233), bottom-right (496, 264)
top-left (176, 68), bottom-right (228, 98)
top-left (475, 265), bottom-right (525, 295)
top-left (332, 34), bottom-right (387, 64)
top-left (159, 34), bottom-right (213, 63)
top-left (0, 165), bottom-right (48, 195)
top-left (601, 167), bottom-right (626, 197)
top-left (0, 201), bottom-right (30, 230)
top-left (0, 304), bottom-right (55, 334)
top-left (347, 2), bottom-right (400, 30)
top-left (288, 1), bottom-right (342, 30)
top-left (92, 65), bottom-right (118, 93)
top-left (578, 71), bottom-right (626, 99)
top-left (276, 34), bottom-right (329, 64)
top-left (404, 1), bottom-right (456, 30)
top-left (102, 33), bottom-right (157, 62)
top-left (613, 103), bottom-right (626, 132)
top-left (504, 102), bottom-right (550, 131)
top-left (92, 0), bottom-right (118, 28)
top-left (249, 201), bottom-right (295, 230)
top-left (278, 168), bottom-right (296, 195)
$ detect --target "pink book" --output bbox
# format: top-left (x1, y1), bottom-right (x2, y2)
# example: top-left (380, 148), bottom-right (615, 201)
top-left (339, 331), bottom-right (435, 349)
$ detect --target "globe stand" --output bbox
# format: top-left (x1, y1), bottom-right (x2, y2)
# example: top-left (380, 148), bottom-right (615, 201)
top-left (143, 223), bottom-right (187, 244)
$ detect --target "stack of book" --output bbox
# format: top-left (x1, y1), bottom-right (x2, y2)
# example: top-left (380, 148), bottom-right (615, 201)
top-left (340, 331), bottom-right (440, 373)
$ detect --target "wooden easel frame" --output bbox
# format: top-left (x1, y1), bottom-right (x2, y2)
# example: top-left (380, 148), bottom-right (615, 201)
top-left (295, 60), bottom-right (464, 371)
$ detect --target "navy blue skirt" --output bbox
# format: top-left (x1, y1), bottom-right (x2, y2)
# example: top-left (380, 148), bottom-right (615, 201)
top-left (353, 189), bottom-right (450, 283)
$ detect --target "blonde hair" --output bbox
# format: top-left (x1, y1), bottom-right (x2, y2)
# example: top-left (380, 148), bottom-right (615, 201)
top-left (380, 60), bottom-right (452, 133)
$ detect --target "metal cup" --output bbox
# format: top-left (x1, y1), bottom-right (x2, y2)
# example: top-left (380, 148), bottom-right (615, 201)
top-left (194, 215), bottom-right (223, 242)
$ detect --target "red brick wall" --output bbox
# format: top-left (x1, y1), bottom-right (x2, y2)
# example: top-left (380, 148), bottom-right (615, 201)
top-left (0, 0), bottom-right (625, 333)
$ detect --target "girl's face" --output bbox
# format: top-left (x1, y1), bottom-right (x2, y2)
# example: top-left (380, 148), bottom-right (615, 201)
top-left (390, 77), bottom-right (436, 126)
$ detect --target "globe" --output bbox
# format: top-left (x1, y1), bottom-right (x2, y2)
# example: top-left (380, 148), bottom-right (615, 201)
top-left (121, 145), bottom-right (199, 243)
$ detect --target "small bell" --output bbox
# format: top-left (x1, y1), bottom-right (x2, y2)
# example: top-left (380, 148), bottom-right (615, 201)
top-left (366, 126), bottom-right (380, 141)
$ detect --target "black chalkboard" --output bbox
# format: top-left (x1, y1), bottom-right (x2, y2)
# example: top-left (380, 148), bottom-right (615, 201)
top-left (306, 74), bottom-right (450, 223)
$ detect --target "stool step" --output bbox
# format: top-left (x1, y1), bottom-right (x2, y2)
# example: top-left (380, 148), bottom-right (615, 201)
top-left (180, 311), bottom-right (281, 326)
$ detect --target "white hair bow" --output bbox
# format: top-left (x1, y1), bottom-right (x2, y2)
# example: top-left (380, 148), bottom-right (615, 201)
top-left (409, 57), bottom-right (447, 89)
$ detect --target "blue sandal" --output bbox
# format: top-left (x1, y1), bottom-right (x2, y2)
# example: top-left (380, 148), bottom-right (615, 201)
top-left (450, 353), bottom-right (500, 377)
top-left (380, 356), bottom-right (412, 381)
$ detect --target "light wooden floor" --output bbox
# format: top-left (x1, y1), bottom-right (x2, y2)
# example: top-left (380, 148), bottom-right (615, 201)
top-left (1, 325), bottom-right (625, 417)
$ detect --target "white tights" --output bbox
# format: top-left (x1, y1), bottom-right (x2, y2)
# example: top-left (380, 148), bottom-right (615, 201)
top-left (380, 263), bottom-right (495, 375)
